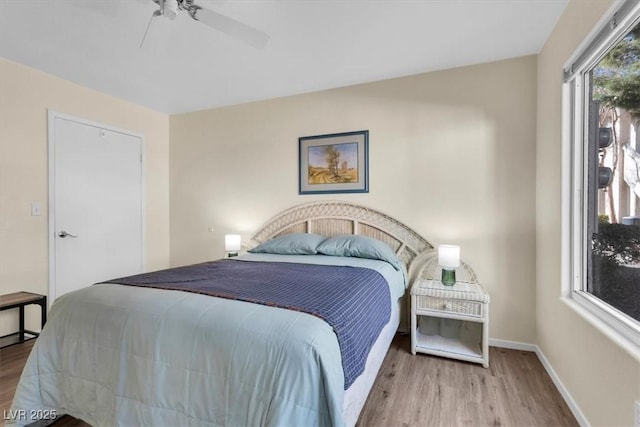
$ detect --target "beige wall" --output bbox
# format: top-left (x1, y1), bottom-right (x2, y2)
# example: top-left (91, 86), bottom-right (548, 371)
top-left (536, 1), bottom-right (640, 426)
top-left (170, 55), bottom-right (538, 344)
top-left (0, 59), bottom-right (171, 335)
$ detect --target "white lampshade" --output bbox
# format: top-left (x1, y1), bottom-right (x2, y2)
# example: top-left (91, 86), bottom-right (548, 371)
top-left (438, 245), bottom-right (460, 269)
top-left (225, 234), bottom-right (241, 252)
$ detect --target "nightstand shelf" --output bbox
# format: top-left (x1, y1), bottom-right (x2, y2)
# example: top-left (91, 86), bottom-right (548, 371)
top-left (411, 279), bottom-right (490, 367)
top-left (414, 329), bottom-right (482, 358)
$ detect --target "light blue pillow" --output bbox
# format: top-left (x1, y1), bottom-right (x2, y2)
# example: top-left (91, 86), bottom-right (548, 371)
top-left (248, 233), bottom-right (326, 255)
top-left (316, 235), bottom-right (404, 271)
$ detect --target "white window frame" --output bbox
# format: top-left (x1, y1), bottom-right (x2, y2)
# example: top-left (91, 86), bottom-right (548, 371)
top-left (562, 0), bottom-right (640, 360)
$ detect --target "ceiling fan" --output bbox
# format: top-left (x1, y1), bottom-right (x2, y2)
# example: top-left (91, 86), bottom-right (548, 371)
top-left (140, 0), bottom-right (270, 49)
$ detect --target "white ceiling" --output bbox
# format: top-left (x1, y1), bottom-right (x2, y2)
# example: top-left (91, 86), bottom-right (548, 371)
top-left (0, 0), bottom-right (568, 115)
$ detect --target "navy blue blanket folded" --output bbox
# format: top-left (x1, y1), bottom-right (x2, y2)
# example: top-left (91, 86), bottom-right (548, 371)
top-left (101, 259), bottom-right (391, 389)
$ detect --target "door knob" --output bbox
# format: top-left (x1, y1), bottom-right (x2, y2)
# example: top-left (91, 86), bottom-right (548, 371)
top-left (58, 231), bottom-right (78, 238)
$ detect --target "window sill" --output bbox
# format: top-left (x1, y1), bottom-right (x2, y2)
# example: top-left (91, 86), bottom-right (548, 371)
top-left (561, 295), bottom-right (640, 363)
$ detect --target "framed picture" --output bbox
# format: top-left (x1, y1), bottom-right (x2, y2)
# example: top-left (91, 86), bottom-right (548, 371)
top-left (299, 130), bottom-right (369, 195)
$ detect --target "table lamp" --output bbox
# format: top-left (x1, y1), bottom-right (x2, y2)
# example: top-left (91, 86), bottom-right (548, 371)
top-left (225, 234), bottom-right (241, 257)
top-left (438, 244), bottom-right (460, 286)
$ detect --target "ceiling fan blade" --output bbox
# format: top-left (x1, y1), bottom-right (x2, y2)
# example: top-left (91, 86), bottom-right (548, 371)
top-left (192, 7), bottom-right (269, 50)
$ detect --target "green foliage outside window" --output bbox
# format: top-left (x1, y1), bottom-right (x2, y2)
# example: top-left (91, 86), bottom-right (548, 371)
top-left (593, 219), bottom-right (640, 265)
top-left (592, 219), bottom-right (640, 321)
top-left (593, 24), bottom-right (640, 118)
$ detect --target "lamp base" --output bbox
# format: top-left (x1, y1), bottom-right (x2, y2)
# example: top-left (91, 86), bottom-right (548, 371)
top-left (227, 252), bottom-right (238, 258)
top-left (441, 268), bottom-right (456, 286)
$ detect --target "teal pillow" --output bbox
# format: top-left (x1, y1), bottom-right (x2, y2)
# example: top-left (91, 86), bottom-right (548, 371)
top-left (248, 233), bottom-right (326, 255)
top-left (316, 235), bottom-right (404, 271)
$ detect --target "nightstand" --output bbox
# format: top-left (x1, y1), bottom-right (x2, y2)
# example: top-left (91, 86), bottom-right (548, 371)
top-left (410, 279), bottom-right (490, 367)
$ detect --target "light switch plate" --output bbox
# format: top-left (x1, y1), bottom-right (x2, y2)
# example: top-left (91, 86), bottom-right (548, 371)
top-left (634, 400), bottom-right (640, 427)
top-left (31, 202), bottom-right (41, 216)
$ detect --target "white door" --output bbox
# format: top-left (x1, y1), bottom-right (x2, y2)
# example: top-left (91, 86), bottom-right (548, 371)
top-left (49, 112), bottom-right (143, 302)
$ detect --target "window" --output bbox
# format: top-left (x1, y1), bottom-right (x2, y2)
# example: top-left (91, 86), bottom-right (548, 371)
top-left (563, 0), bottom-right (640, 350)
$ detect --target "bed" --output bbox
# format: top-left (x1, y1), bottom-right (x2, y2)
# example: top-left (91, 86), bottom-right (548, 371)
top-left (11, 201), bottom-right (435, 427)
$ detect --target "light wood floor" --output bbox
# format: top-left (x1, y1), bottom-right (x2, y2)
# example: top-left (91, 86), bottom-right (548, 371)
top-left (357, 335), bottom-right (577, 426)
top-left (1, 335), bottom-right (577, 426)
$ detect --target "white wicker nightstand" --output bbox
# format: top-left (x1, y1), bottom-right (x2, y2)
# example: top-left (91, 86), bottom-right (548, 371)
top-left (410, 279), bottom-right (490, 367)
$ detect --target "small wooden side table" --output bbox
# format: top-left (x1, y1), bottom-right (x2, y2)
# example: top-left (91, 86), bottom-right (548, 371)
top-left (0, 292), bottom-right (47, 348)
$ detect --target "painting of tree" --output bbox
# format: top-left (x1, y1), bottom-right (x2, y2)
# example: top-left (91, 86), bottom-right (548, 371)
top-left (307, 142), bottom-right (358, 184)
top-left (299, 130), bottom-right (368, 194)
top-left (324, 145), bottom-right (341, 177)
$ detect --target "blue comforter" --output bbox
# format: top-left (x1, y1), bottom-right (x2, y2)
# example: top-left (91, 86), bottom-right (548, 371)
top-left (10, 254), bottom-right (404, 427)
top-left (102, 259), bottom-right (391, 390)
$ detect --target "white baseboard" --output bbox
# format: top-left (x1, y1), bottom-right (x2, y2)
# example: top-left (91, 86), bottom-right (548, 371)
top-left (534, 345), bottom-right (590, 427)
top-left (489, 338), bottom-right (589, 427)
top-left (489, 338), bottom-right (537, 352)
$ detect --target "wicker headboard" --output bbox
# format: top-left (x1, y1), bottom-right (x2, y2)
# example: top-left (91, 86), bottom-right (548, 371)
top-left (251, 201), bottom-right (434, 275)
